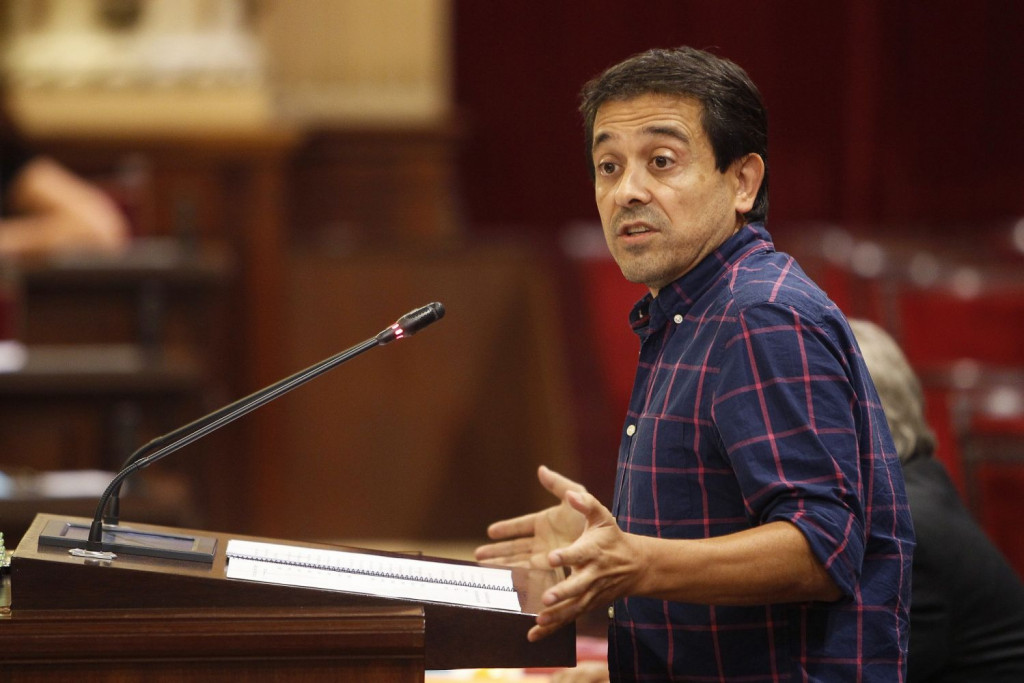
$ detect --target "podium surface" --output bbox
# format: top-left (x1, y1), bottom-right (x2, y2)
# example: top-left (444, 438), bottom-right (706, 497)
top-left (4, 513), bottom-right (574, 675)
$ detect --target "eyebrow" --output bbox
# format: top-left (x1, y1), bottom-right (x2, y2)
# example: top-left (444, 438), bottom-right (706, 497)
top-left (643, 125), bottom-right (691, 145)
top-left (592, 125), bottom-right (692, 152)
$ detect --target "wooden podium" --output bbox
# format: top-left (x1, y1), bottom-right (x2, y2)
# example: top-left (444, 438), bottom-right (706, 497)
top-left (2, 514), bottom-right (575, 681)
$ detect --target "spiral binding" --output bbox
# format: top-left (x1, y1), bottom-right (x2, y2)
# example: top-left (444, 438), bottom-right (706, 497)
top-left (226, 551), bottom-right (515, 593)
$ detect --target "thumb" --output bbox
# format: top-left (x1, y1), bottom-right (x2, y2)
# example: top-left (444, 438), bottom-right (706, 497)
top-left (539, 465), bottom-right (586, 498)
top-left (566, 490), bottom-right (613, 527)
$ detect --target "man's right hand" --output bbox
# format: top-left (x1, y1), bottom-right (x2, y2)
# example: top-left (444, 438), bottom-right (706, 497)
top-left (473, 465), bottom-right (588, 570)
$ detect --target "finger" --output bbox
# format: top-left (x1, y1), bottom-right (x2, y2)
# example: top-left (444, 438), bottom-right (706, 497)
top-left (538, 465), bottom-right (587, 499)
top-left (474, 548), bottom-right (529, 566)
top-left (547, 537), bottom-right (597, 571)
top-left (474, 537), bottom-right (533, 562)
top-left (528, 620), bottom-right (570, 643)
top-left (564, 489), bottom-right (591, 514)
top-left (486, 512), bottom-right (538, 540)
top-left (541, 565), bottom-right (596, 605)
top-left (536, 599), bottom-right (584, 628)
top-left (565, 489), bottom-right (615, 528)
top-left (529, 598), bottom-right (585, 641)
top-left (477, 554), bottom-right (531, 568)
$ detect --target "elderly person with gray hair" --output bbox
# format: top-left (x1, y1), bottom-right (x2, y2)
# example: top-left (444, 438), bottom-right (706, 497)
top-left (850, 319), bottom-right (1024, 683)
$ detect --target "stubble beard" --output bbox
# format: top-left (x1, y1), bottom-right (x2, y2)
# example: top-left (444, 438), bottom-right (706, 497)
top-left (607, 205), bottom-right (676, 289)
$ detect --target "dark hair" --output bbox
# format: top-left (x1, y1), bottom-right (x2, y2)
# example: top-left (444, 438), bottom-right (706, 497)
top-left (579, 46), bottom-right (769, 223)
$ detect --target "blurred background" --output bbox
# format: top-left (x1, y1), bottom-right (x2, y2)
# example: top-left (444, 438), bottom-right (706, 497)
top-left (1, 0), bottom-right (1022, 577)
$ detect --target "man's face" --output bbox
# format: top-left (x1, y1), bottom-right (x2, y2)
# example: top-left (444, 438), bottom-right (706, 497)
top-left (592, 94), bottom-right (752, 296)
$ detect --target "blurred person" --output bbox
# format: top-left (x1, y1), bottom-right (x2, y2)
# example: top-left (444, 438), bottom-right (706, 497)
top-left (1, 101), bottom-right (129, 258)
top-left (475, 46), bottom-right (913, 680)
top-left (850, 318), bottom-right (1024, 682)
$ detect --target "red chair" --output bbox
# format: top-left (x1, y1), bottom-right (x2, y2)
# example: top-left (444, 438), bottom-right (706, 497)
top-left (953, 375), bottom-right (1024, 577)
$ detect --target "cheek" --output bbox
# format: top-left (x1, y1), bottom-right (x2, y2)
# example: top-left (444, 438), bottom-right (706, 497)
top-left (670, 180), bottom-right (729, 218)
top-left (595, 189), bottom-right (615, 222)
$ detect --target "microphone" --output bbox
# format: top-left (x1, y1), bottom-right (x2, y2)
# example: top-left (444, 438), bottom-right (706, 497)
top-left (100, 300), bottom-right (447, 527)
top-left (375, 301), bottom-right (446, 345)
top-left (75, 302), bottom-right (446, 559)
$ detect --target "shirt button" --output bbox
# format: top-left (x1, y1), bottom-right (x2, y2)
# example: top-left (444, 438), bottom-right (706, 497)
top-left (674, 314), bottom-right (683, 324)
top-left (626, 424), bottom-right (636, 437)
top-left (608, 606), bottom-right (615, 619)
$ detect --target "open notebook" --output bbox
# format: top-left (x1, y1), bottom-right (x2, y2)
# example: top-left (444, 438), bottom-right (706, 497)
top-left (225, 539), bottom-right (522, 612)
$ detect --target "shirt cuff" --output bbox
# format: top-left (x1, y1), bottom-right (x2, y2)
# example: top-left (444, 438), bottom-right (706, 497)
top-left (770, 505), bottom-right (864, 599)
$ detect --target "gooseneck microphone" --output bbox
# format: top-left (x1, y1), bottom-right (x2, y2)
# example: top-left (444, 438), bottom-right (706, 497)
top-left (375, 301), bottom-right (445, 344)
top-left (101, 300), bottom-right (445, 527)
top-left (80, 302), bottom-right (445, 557)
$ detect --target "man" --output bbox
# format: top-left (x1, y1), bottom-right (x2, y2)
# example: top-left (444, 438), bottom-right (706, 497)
top-left (475, 46), bottom-right (914, 680)
top-left (850, 319), bottom-right (1024, 682)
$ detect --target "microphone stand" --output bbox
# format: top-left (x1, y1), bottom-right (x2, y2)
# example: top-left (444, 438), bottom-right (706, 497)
top-left (101, 338), bottom-right (378, 527)
top-left (63, 303), bottom-right (445, 561)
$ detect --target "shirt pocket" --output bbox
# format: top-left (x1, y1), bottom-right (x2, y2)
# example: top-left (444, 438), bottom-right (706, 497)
top-left (619, 415), bottom-right (710, 538)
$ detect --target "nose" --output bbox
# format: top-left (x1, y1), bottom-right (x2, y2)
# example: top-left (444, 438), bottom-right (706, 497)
top-left (613, 164), bottom-right (651, 207)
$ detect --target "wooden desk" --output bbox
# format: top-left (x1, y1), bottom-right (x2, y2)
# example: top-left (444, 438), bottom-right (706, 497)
top-left (1, 601), bottom-right (426, 682)
top-left (9, 238), bottom-right (237, 529)
top-left (7, 513), bottom-right (575, 675)
top-left (0, 344), bottom-right (205, 472)
top-left (30, 131), bottom-right (299, 533)
top-left (18, 237), bottom-right (233, 352)
top-left (0, 346), bottom-right (209, 537)
top-left (0, 539), bottom-right (423, 682)
top-left (0, 344), bottom-right (203, 396)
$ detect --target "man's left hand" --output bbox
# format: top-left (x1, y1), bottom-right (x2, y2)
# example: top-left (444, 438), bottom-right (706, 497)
top-left (527, 487), bottom-right (644, 642)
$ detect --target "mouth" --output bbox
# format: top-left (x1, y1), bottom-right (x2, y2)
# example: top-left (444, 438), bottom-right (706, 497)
top-left (618, 221), bottom-right (655, 238)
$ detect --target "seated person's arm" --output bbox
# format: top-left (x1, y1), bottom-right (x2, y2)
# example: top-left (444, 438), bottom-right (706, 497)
top-left (0, 156), bottom-right (129, 257)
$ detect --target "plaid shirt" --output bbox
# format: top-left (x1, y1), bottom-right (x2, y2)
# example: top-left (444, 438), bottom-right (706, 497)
top-left (609, 223), bottom-right (914, 681)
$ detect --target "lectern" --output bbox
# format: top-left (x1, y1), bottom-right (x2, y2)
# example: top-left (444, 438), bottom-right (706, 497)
top-left (2, 513), bottom-right (575, 681)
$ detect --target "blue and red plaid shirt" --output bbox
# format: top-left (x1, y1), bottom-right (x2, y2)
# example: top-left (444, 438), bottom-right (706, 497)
top-left (608, 223), bottom-right (914, 681)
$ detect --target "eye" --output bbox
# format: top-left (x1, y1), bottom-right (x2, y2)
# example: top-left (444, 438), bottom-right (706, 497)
top-left (651, 155), bottom-right (674, 170)
top-left (598, 161), bottom-right (618, 176)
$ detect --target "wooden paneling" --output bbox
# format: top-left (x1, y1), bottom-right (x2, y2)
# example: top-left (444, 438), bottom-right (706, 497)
top-left (288, 124), bottom-right (464, 248)
top-left (20, 130), bottom-right (298, 534)
top-left (268, 243), bottom-right (577, 542)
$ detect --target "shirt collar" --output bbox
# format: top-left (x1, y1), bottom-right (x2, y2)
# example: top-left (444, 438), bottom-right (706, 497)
top-left (629, 222), bottom-right (774, 337)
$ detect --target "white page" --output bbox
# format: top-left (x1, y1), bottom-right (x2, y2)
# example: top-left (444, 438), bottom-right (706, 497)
top-left (225, 539), bottom-right (521, 612)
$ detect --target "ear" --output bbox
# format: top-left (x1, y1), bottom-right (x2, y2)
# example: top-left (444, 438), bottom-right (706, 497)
top-left (731, 153), bottom-right (765, 215)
